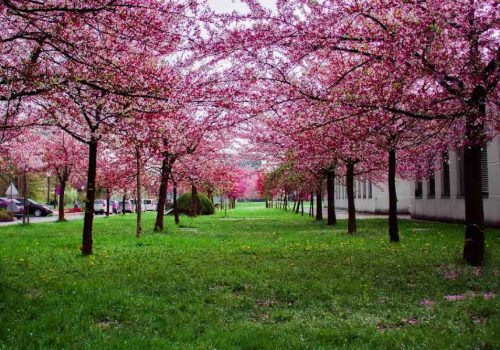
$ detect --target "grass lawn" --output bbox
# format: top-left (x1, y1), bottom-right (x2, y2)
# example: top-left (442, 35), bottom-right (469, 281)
top-left (0, 203), bottom-right (499, 349)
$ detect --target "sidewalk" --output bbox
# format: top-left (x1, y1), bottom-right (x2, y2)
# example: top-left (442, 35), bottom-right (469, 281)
top-left (297, 206), bottom-right (411, 220)
top-left (0, 212), bottom-right (87, 227)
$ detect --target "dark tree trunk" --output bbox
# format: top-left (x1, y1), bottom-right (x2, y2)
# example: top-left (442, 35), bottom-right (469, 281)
top-left (292, 198), bottom-right (297, 213)
top-left (46, 176), bottom-right (50, 204)
top-left (346, 161), bottom-right (356, 234)
top-left (173, 184), bottom-right (179, 225)
top-left (58, 177), bottom-right (66, 222)
top-left (122, 194), bottom-right (126, 215)
top-left (316, 185), bottom-right (323, 221)
top-left (461, 16), bottom-right (487, 266)
top-left (301, 199), bottom-right (304, 216)
top-left (388, 147), bottom-right (400, 242)
top-left (135, 146), bottom-right (142, 238)
top-left (295, 194), bottom-right (300, 214)
top-left (189, 182), bottom-right (201, 217)
top-left (154, 156), bottom-right (169, 232)
top-left (310, 192), bottom-right (314, 217)
top-left (189, 183), bottom-right (200, 217)
top-left (82, 140), bottom-right (97, 255)
top-left (462, 117), bottom-right (485, 266)
top-left (22, 172), bottom-right (29, 224)
top-left (105, 189), bottom-right (110, 218)
top-left (326, 169), bottom-right (337, 226)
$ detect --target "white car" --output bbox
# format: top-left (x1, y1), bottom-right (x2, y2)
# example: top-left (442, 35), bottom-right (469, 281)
top-left (130, 199), bottom-right (156, 211)
top-left (143, 199), bottom-right (156, 211)
top-left (93, 199), bottom-right (108, 215)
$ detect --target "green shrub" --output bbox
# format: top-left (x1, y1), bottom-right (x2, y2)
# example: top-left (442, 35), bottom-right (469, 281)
top-left (0, 209), bottom-right (14, 222)
top-left (176, 192), bottom-right (215, 215)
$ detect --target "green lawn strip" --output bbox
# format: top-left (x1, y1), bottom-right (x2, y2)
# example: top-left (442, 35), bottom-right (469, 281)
top-left (0, 203), bottom-right (498, 349)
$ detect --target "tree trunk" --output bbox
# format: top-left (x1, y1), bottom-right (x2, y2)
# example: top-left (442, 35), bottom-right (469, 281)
top-left (462, 117), bottom-right (485, 266)
top-left (58, 177), bottom-right (66, 222)
top-left (122, 193), bottom-right (126, 215)
top-left (46, 176), bottom-right (50, 205)
top-left (301, 199), bottom-right (304, 216)
top-left (346, 161), bottom-right (356, 234)
top-left (154, 156), bottom-right (169, 232)
top-left (135, 146), bottom-right (142, 238)
top-left (173, 184), bottom-right (179, 225)
top-left (326, 169), bottom-right (337, 226)
top-left (316, 185), bottom-right (323, 221)
top-left (105, 189), bottom-right (110, 218)
top-left (310, 192), bottom-right (314, 217)
top-left (295, 193), bottom-right (300, 214)
top-left (189, 183), bottom-right (200, 217)
top-left (22, 172), bottom-right (29, 224)
top-left (82, 140), bottom-right (97, 255)
top-left (388, 147), bottom-right (400, 242)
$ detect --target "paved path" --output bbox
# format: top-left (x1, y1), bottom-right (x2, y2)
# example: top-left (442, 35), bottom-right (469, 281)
top-left (300, 206), bottom-right (411, 220)
top-left (0, 213), bottom-right (91, 226)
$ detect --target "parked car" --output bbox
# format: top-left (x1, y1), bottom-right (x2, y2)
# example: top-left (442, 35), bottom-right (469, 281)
top-left (130, 199), bottom-right (157, 212)
top-left (118, 200), bottom-right (134, 213)
top-left (144, 199), bottom-right (157, 211)
top-left (17, 198), bottom-right (53, 217)
top-left (0, 198), bottom-right (24, 219)
top-left (93, 199), bottom-right (109, 215)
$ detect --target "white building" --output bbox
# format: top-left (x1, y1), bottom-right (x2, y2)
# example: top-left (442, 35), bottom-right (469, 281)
top-left (334, 135), bottom-right (500, 227)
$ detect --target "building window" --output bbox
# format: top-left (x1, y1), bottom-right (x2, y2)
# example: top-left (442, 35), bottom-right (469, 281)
top-left (457, 150), bottom-right (465, 197)
top-left (415, 181), bottom-right (423, 199)
top-left (481, 146), bottom-right (489, 197)
top-left (368, 181), bottom-right (373, 199)
top-left (357, 180), bottom-right (361, 199)
top-left (442, 152), bottom-right (450, 198)
top-left (362, 180), bottom-right (367, 199)
top-left (428, 174), bottom-right (435, 198)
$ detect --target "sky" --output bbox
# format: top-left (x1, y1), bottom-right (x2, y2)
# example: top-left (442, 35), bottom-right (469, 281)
top-left (207, 0), bottom-right (276, 13)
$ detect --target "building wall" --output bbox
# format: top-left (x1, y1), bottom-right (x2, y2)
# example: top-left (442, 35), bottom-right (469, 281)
top-left (334, 135), bottom-right (500, 226)
top-left (411, 134), bottom-right (500, 227)
top-left (334, 179), bottom-right (412, 214)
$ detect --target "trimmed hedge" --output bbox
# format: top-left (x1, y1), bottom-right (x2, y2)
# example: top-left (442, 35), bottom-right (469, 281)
top-left (177, 192), bottom-right (215, 215)
top-left (0, 209), bottom-right (14, 222)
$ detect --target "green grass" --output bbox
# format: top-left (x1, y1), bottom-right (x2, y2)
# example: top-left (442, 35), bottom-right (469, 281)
top-left (0, 203), bottom-right (499, 349)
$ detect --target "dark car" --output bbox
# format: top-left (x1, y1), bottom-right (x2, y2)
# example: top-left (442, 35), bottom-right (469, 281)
top-left (0, 198), bottom-right (24, 219)
top-left (18, 198), bottom-right (53, 217)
